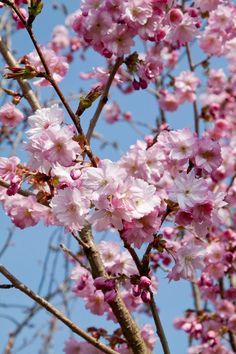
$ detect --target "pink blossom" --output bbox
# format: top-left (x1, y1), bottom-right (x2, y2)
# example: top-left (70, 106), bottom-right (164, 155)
top-left (168, 8), bottom-right (184, 26)
top-left (122, 209), bottom-right (161, 248)
top-left (199, 31), bottom-right (223, 56)
top-left (104, 101), bottom-right (120, 124)
top-left (195, 137), bottom-right (222, 173)
top-left (0, 156), bottom-right (20, 181)
top-left (0, 102), bottom-right (24, 127)
top-left (42, 126), bottom-right (82, 167)
top-left (159, 91), bottom-right (179, 112)
top-left (169, 170), bottom-right (209, 210)
top-left (174, 71), bottom-right (200, 103)
top-left (194, 0), bottom-right (219, 12)
top-left (50, 188), bottom-right (90, 231)
top-left (166, 14), bottom-right (199, 45)
top-left (26, 46), bottom-right (69, 86)
top-left (125, 0), bottom-right (153, 26)
top-left (4, 196), bottom-right (47, 229)
top-left (12, 7), bottom-right (28, 30)
top-left (168, 240), bottom-right (206, 281)
top-left (50, 25), bottom-right (70, 52)
top-left (27, 104), bottom-right (64, 138)
top-left (63, 338), bottom-right (80, 354)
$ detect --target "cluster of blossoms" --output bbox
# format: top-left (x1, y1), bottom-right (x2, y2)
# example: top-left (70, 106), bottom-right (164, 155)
top-left (1, 0), bottom-right (236, 353)
top-left (0, 100), bottom-right (232, 344)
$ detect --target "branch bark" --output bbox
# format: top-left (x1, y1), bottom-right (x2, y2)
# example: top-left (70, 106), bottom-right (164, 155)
top-left (0, 265), bottom-right (119, 354)
top-left (80, 225), bottom-right (150, 354)
top-left (0, 36), bottom-right (41, 111)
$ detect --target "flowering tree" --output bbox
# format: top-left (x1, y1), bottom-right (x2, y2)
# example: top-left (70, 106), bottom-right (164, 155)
top-left (0, 0), bottom-right (236, 353)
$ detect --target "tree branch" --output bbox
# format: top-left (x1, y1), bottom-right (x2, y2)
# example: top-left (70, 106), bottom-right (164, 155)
top-left (0, 265), bottom-right (119, 354)
top-left (0, 36), bottom-right (41, 111)
top-left (79, 225), bottom-right (150, 354)
top-left (86, 56), bottom-right (123, 143)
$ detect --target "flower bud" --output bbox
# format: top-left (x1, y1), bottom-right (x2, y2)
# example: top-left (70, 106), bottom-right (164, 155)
top-left (7, 175), bottom-right (22, 196)
top-left (104, 289), bottom-right (117, 303)
top-left (140, 276), bottom-right (152, 290)
top-left (168, 8), bottom-right (184, 25)
top-left (141, 290), bottom-right (151, 303)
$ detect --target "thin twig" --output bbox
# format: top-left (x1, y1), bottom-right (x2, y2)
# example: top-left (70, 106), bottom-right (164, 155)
top-left (0, 265), bottom-right (119, 354)
top-left (0, 36), bottom-right (41, 111)
top-left (86, 57), bottom-right (123, 143)
top-left (150, 292), bottom-right (171, 354)
top-left (0, 226), bottom-right (15, 259)
top-left (185, 43), bottom-right (199, 135)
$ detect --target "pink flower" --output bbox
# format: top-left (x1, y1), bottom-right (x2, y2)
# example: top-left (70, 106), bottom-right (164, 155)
top-left (63, 338), bottom-right (80, 354)
top-left (169, 170), bottom-right (209, 209)
top-left (4, 196), bottom-right (47, 229)
top-left (50, 188), bottom-right (90, 231)
top-left (27, 104), bottom-right (64, 138)
top-left (122, 209), bottom-right (161, 248)
top-left (104, 101), bottom-right (120, 124)
top-left (199, 31), bottom-right (223, 56)
top-left (0, 102), bottom-right (24, 127)
top-left (168, 240), bottom-right (206, 281)
top-left (50, 25), bottom-right (70, 52)
top-left (125, 0), bottom-right (153, 26)
top-left (159, 91), bottom-right (179, 112)
top-left (0, 156), bottom-right (20, 181)
top-left (195, 137), bottom-right (222, 173)
top-left (168, 8), bottom-right (184, 26)
top-left (26, 46), bottom-right (69, 86)
top-left (42, 126), bottom-right (82, 167)
top-left (175, 71), bottom-right (200, 103)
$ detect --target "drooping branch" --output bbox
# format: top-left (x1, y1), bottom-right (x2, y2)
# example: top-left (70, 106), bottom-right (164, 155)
top-left (0, 265), bottom-right (119, 354)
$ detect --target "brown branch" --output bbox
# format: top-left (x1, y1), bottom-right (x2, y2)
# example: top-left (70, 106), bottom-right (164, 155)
top-left (191, 279), bottom-right (202, 313)
top-left (2, 0), bottom-right (97, 167)
top-left (3, 280), bottom-right (70, 354)
top-left (86, 57), bottom-right (124, 143)
top-left (0, 179), bottom-right (35, 198)
top-left (79, 225), bottom-right (150, 354)
top-left (185, 43), bottom-right (199, 136)
top-left (0, 265), bottom-right (119, 354)
top-left (0, 36), bottom-right (41, 111)
top-left (150, 293), bottom-right (171, 354)
top-left (0, 226), bottom-right (15, 258)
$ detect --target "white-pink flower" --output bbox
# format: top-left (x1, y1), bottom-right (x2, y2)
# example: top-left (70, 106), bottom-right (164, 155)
top-left (50, 188), bottom-right (90, 231)
top-left (0, 156), bottom-right (20, 181)
top-left (0, 102), bottom-right (24, 127)
top-left (169, 170), bottom-right (209, 209)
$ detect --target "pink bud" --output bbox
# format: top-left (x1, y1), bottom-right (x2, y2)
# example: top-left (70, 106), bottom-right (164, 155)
top-left (104, 289), bottom-right (117, 303)
top-left (123, 112), bottom-right (132, 121)
top-left (168, 8), bottom-right (184, 25)
top-left (7, 175), bottom-right (22, 196)
top-left (139, 78), bottom-right (148, 90)
top-left (133, 79), bottom-right (140, 90)
top-left (141, 290), bottom-right (151, 303)
top-left (187, 7), bottom-right (199, 18)
top-left (132, 284), bottom-right (141, 297)
top-left (70, 168), bottom-right (81, 180)
top-left (94, 277), bottom-right (107, 290)
top-left (104, 278), bottom-right (116, 291)
top-left (155, 28), bottom-right (166, 42)
top-left (140, 276), bottom-right (152, 290)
